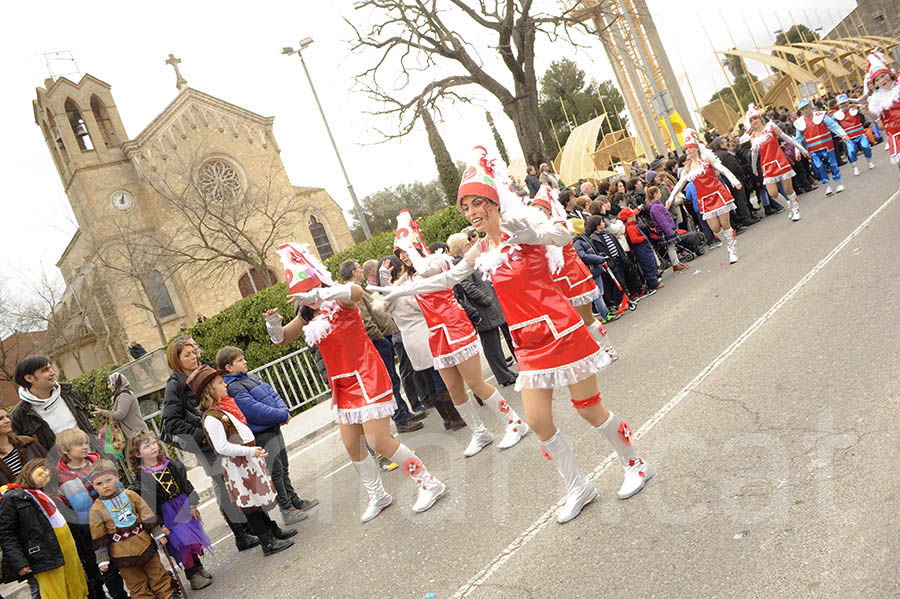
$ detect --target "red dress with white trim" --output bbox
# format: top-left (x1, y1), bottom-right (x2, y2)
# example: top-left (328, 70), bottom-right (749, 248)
top-left (752, 122), bottom-right (795, 183)
top-left (686, 161), bottom-right (735, 218)
top-left (868, 77), bottom-right (900, 164)
top-left (478, 236), bottom-right (610, 391)
top-left (553, 241), bottom-right (601, 307)
top-left (411, 256), bottom-right (481, 370)
top-left (304, 301), bottom-right (395, 424)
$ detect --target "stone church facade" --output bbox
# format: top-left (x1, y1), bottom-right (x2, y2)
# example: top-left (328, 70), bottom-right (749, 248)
top-left (33, 72), bottom-right (353, 379)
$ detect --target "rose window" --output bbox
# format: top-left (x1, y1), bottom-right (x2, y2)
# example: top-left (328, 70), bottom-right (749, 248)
top-left (198, 159), bottom-right (241, 202)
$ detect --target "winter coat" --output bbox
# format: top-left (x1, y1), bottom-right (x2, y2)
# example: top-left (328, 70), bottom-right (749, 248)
top-left (160, 371), bottom-right (210, 458)
top-left (714, 148), bottom-right (750, 206)
top-left (381, 271), bottom-right (434, 371)
top-left (525, 174), bottom-right (541, 197)
top-left (11, 384), bottom-right (100, 454)
top-left (98, 373), bottom-right (148, 441)
top-left (55, 452), bottom-right (103, 525)
top-left (224, 372), bottom-right (289, 435)
top-left (573, 236), bottom-right (608, 278)
top-left (128, 344), bottom-right (148, 360)
top-left (129, 458), bottom-right (198, 519)
top-left (452, 256), bottom-right (506, 332)
top-left (648, 201), bottom-right (677, 239)
top-left (356, 288), bottom-right (398, 342)
top-left (0, 436), bottom-right (47, 486)
top-left (0, 487), bottom-right (66, 582)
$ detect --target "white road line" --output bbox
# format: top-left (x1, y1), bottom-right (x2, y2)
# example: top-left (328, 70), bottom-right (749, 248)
top-left (324, 460), bottom-right (353, 479)
top-left (452, 189), bottom-right (900, 598)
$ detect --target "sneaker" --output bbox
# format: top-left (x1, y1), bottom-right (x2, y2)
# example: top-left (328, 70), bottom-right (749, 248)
top-left (728, 248), bottom-right (738, 264)
top-left (189, 573), bottom-right (213, 590)
top-left (412, 478), bottom-right (447, 513)
top-left (280, 507), bottom-right (308, 525)
top-left (869, 160), bottom-right (875, 169)
top-left (378, 458), bottom-right (398, 471)
top-left (835, 184), bottom-right (845, 193)
top-left (291, 497), bottom-right (320, 512)
top-left (396, 420), bottom-right (424, 433)
top-left (673, 263), bottom-right (689, 272)
top-left (713, 240), bottom-right (724, 248)
top-left (853, 165), bottom-right (860, 176)
top-left (652, 282), bottom-right (665, 290)
top-left (361, 493), bottom-right (393, 523)
top-left (617, 458), bottom-right (652, 500)
top-left (601, 313), bottom-right (620, 324)
top-left (606, 347), bottom-right (619, 362)
top-left (824, 185), bottom-right (833, 196)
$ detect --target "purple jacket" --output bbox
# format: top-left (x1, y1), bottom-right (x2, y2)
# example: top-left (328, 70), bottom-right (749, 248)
top-left (648, 201), bottom-right (676, 238)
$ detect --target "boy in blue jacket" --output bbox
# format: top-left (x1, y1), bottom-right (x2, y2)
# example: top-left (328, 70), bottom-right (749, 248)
top-left (217, 346), bottom-right (319, 525)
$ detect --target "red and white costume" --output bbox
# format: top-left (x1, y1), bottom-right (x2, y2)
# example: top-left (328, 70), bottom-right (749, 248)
top-left (478, 235), bottom-right (609, 390)
top-left (751, 122), bottom-right (795, 183)
top-left (832, 107), bottom-right (866, 140)
top-left (865, 52), bottom-right (900, 165)
top-left (304, 301), bottom-right (396, 424)
top-left (669, 134), bottom-right (739, 220)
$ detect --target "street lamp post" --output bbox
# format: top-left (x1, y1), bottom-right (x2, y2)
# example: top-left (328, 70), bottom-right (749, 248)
top-left (282, 38), bottom-right (372, 239)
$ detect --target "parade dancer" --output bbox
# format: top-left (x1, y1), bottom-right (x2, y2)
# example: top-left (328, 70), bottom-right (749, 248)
top-left (383, 211), bottom-right (528, 458)
top-left (378, 148), bottom-right (651, 523)
top-left (530, 185), bottom-right (618, 361)
top-left (264, 243), bottom-right (446, 522)
top-left (748, 103), bottom-right (810, 221)
top-left (668, 128), bottom-right (742, 265)
top-left (832, 93), bottom-right (875, 175)
top-left (862, 52), bottom-right (900, 176)
top-left (794, 98), bottom-right (850, 195)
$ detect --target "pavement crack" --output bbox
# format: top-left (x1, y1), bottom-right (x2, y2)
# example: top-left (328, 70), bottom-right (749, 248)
top-left (690, 389), bottom-right (762, 430)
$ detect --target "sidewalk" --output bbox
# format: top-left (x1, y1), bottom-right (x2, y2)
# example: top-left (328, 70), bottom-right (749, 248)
top-left (187, 398), bottom-right (337, 503)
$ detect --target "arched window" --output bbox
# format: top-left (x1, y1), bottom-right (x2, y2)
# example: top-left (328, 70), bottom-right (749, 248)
top-left (64, 98), bottom-right (94, 151)
top-left (47, 108), bottom-right (70, 166)
top-left (140, 269), bottom-right (176, 319)
top-left (90, 95), bottom-right (118, 148)
top-left (238, 268), bottom-right (279, 298)
top-left (308, 215), bottom-right (333, 259)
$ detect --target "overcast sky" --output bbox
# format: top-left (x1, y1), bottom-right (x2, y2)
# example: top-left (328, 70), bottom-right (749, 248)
top-left (2, 0), bottom-right (857, 303)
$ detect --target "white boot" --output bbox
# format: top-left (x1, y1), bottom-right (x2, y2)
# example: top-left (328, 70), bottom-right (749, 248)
top-left (588, 320), bottom-right (618, 362)
top-left (720, 227), bottom-right (737, 264)
top-left (484, 390), bottom-right (528, 450)
top-left (595, 411), bottom-right (651, 499)
top-left (853, 165), bottom-right (860, 176)
top-left (456, 398), bottom-right (494, 457)
top-left (824, 184), bottom-right (833, 196)
top-left (353, 457), bottom-right (393, 523)
top-left (389, 444), bottom-right (446, 513)
top-left (835, 183), bottom-right (845, 193)
top-left (789, 193), bottom-right (801, 221)
top-left (869, 160), bottom-right (875, 169)
top-left (541, 431), bottom-right (597, 523)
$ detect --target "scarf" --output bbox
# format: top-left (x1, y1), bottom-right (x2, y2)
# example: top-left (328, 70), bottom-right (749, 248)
top-left (0, 484), bottom-right (66, 528)
top-left (17, 384), bottom-right (63, 408)
top-left (212, 397), bottom-right (247, 425)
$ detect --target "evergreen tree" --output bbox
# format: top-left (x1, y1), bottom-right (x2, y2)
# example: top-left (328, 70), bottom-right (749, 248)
top-left (420, 104), bottom-right (460, 205)
top-left (486, 112), bottom-right (510, 164)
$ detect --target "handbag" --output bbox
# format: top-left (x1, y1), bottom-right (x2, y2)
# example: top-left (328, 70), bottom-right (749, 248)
top-left (103, 416), bottom-right (126, 458)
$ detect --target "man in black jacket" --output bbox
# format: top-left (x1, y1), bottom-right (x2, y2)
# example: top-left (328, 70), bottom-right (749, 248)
top-left (711, 137), bottom-right (760, 230)
top-left (525, 165), bottom-right (542, 197)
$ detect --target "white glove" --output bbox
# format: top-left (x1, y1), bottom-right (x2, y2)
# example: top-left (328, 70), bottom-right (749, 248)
top-left (504, 218), bottom-right (572, 247)
top-left (288, 284), bottom-right (352, 305)
top-left (504, 217), bottom-right (540, 245)
top-left (265, 312), bottom-right (284, 344)
top-left (366, 284), bottom-right (393, 296)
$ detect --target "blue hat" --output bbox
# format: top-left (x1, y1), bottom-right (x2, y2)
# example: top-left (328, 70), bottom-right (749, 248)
top-left (836, 93), bottom-right (849, 104)
top-left (797, 98), bottom-right (811, 110)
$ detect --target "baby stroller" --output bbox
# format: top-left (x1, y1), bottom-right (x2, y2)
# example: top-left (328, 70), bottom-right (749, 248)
top-left (647, 226), bottom-right (702, 270)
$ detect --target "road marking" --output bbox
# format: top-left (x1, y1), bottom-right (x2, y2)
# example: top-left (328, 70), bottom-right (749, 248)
top-left (452, 189), bottom-right (900, 598)
top-left (324, 460), bottom-right (353, 478)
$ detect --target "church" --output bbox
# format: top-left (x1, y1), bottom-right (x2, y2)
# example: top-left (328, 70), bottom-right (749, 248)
top-left (32, 58), bottom-right (354, 379)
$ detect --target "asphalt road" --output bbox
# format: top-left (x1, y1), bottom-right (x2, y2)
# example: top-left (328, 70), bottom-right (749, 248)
top-left (10, 162), bottom-right (899, 599)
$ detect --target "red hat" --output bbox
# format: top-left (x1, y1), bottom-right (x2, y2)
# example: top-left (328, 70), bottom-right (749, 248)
top-left (866, 51), bottom-right (894, 86)
top-left (682, 127), bottom-right (700, 148)
top-left (457, 146), bottom-right (500, 209)
top-left (617, 208), bottom-right (636, 221)
top-left (393, 210), bottom-right (428, 254)
top-left (186, 364), bottom-right (226, 400)
top-left (276, 242), bottom-right (334, 295)
top-left (531, 185), bottom-right (553, 212)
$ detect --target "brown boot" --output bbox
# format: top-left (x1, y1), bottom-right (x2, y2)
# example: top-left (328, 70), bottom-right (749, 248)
top-left (439, 393), bottom-right (467, 431)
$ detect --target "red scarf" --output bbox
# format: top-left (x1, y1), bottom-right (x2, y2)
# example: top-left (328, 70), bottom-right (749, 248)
top-left (0, 484), bottom-right (60, 519)
top-left (213, 397), bottom-right (247, 426)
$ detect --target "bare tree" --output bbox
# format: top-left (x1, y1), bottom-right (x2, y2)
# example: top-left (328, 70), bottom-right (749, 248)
top-left (347, 0), bottom-right (611, 167)
top-left (0, 281), bottom-right (35, 384)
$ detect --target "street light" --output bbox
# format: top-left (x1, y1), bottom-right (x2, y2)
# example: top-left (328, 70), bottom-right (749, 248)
top-left (282, 38), bottom-right (372, 239)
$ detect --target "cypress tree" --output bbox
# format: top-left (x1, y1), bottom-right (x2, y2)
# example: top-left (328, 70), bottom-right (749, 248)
top-left (421, 105), bottom-right (460, 204)
top-left (486, 111), bottom-right (510, 164)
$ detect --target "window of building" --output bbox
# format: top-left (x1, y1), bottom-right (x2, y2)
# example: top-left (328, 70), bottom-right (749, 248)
top-left (197, 158), bottom-right (242, 202)
top-left (90, 94), bottom-right (119, 148)
top-left (238, 268), bottom-right (279, 298)
top-left (308, 215), bottom-right (334, 259)
top-left (64, 98), bottom-right (94, 151)
top-left (141, 269), bottom-right (176, 319)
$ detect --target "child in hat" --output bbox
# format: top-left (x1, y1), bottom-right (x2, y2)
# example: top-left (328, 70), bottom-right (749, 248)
top-left (187, 365), bottom-right (296, 554)
top-left (88, 459), bottom-right (176, 599)
top-left (793, 98), bottom-right (850, 196)
top-left (265, 243), bottom-right (447, 523)
top-left (127, 430), bottom-right (213, 590)
top-left (0, 458), bottom-right (89, 599)
top-left (831, 93), bottom-right (875, 175)
top-left (618, 207), bottom-right (662, 291)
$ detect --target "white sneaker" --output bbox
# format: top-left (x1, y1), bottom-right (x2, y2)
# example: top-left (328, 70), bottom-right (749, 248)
top-left (463, 428), bottom-right (494, 457)
top-left (606, 348), bottom-right (619, 362)
top-left (835, 184), bottom-right (845, 193)
top-left (824, 185), bottom-right (833, 196)
top-left (853, 165), bottom-right (860, 176)
top-left (791, 206), bottom-right (801, 221)
top-left (869, 160), bottom-right (875, 169)
top-left (728, 248), bottom-right (738, 264)
top-left (498, 422), bottom-right (528, 450)
top-left (617, 458), bottom-right (652, 500)
top-left (885, 141), bottom-right (890, 151)
top-left (361, 494), bottom-right (392, 523)
top-left (557, 481), bottom-right (598, 523)
top-left (412, 478), bottom-right (446, 513)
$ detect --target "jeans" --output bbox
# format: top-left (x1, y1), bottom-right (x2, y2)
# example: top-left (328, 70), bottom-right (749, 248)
top-left (255, 428), bottom-right (297, 510)
top-left (591, 274), bottom-right (609, 318)
top-left (415, 367), bottom-right (447, 399)
top-left (499, 323), bottom-right (516, 360)
top-left (810, 148), bottom-right (842, 183)
top-left (394, 339), bottom-right (425, 411)
top-left (846, 135), bottom-right (872, 162)
top-left (632, 242), bottom-right (659, 288)
top-left (372, 337), bottom-right (411, 425)
top-left (479, 327), bottom-right (517, 386)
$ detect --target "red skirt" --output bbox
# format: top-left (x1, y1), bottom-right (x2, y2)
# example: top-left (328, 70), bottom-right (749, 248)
top-left (553, 243), bottom-right (600, 307)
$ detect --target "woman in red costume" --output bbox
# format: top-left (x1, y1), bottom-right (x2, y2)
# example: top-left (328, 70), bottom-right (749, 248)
top-left (382, 211), bottom-right (528, 458)
top-left (863, 51), bottom-right (900, 174)
top-left (529, 186), bottom-right (618, 361)
top-left (377, 148), bottom-right (651, 524)
top-left (669, 128), bottom-right (742, 264)
top-left (262, 243), bottom-right (445, 523)
top-left (747, 103), bottom-right (810, 222)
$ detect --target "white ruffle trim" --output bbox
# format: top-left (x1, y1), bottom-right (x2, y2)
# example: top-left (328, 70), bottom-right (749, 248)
top-left (515, 348), bottom-right (611, 391)
top-left (750, 123), bottom-right (775, 150)
top-left (567, 287), bottom-right (601, 307)
top-left (433, 338), bottom-right (483, 370)
top-left (303, 301), bottom-right (340, 346)
top-left (336, 398), bottom-right (398, 424)
top-left (763, 170), bottom-right (795, 184)
top-left (868, 84), bottom-right (900, 117)
top-left (701, 202), bottom-right (736, 220)
top-left (475, 244), bottom-right (513, 279)
top-left (546, 245), bottom-right (564, 275)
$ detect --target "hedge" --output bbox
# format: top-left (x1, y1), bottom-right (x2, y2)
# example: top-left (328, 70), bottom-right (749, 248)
top-left (323, 205), bottom-right (470, 279)
top-left (67, 363), bottom-right (122, 430)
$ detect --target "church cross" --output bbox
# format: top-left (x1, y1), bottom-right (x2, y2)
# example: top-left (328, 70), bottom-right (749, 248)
top-left (165, 53), bottom-right (188, 91)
